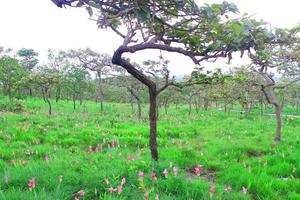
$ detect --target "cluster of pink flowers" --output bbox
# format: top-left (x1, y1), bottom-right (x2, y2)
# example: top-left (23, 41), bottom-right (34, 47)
top-left (209, 185), bottom-right (247, 197)
top-left (107, 177), bottom-right (126, 195)
top-left (194, 165), bottom-right (202, 176)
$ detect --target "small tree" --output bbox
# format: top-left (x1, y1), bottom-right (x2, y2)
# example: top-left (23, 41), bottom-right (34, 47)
top-left (25, 67), bottom-right (60, 115)
top-left (0, 56), bottom-right (24, 102)
top-left (52, 0), bottom-right (273, 160)
top-left (250, 26), bottom-right (300, 141)
top-left (65, 65), bottom-right (90, 110)
top-left (68, 48), bottom-right (112, 112)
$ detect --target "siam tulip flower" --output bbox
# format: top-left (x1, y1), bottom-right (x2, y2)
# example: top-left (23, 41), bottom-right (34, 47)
top-left (242, 186), bottom-right (247, 194)
top-left (127, 156), bottom-right (132, 161)
top-left (151, 172), bottom-right (157, 180)
top-left (28, 178), bottom-right (36, 191)
top-left (226, 185), bottom-right (232, 192)
top-left (59, 175), bottom-right (63, 183)
top-left (138, 171), bottom-right (144, 180)
top-left (121, 177), bottom-right (126, 185)
top-left (117, 185), bottom-right (123, 194)
top-left (109, 187), bottom-right (114, 194)
top-left (44, 155), bottom-right (49, 162)
top-left (105, 178), bottom-right (109, 185)
top-left (194, 165), bottom-right (202, 176)
top-left (209, 185), bottom-right (215, 198)
top-left (163, 169), bottom-right (168, 178)
top-left (94, 147), bottom-right (99, 152)
top-left (173, 167), bottom-right (178, 176)
top-left (78, 190), bottom-right (85, 196)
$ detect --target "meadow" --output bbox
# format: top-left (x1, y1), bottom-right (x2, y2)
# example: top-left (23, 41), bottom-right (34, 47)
top-left (0, 98), bottom-right (299, 200)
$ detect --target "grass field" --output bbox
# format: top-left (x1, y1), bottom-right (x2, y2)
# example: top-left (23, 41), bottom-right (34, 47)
top-left (0, 98), bottom-right (299, 200)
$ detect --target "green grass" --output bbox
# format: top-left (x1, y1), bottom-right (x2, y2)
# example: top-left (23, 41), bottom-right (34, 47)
top-left (0, 97), bottom-right (299, 200)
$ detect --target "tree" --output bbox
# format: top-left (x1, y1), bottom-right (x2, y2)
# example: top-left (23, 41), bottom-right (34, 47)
top-left (65, 65), bottom-right (91, 110)
top-left (25, 66), bottom-right (60, 115)
top-left (17, 48), bottom-right (39, 96)
top-left (51, 0), bottom-right (273, 160)
top-left (250, 26), bottom-right (300, 141)
top-left (0, 56), bottom-right (24, 102)
top-left (47, 50), bottom-right (69, 103)
top-left (67, 48), bottom-right (112, 112)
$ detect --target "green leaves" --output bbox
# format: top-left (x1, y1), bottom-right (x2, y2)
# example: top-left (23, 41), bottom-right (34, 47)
top-left (136, 6), bottom-right (151, 22)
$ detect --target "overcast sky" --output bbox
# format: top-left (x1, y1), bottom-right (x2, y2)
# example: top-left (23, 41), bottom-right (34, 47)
top-left (0, 0), bottom-right (299, 75)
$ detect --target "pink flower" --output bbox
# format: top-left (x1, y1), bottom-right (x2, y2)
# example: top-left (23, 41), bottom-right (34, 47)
top-left (138, 171), bottom-right (144, 180)
top-left (127, 156), bottom-right (132, 161)
top-left (226, 185), bottom-right (231, 192)
top-left (74, 197), bottom-right (79, 200)
top-left (151, 172), bottom-right (157, 180)
top-left (109, 187), bottom-right (114, 194)
top-left (117, 185), bottom-right (123, 194)
top-left (173, 167), bottom-right (178, 176)
top-left (121, 177), bottom-right (126, 185)
top-left (195, 165), bottom-right (202, 176)
top-left (28, 178), bottom-right (36, 191)
top-left (242, 186), bottom-right (247, 194)
top-left (209, 185), bottom-right (215, 198)
top-left (163, 169), bottom-right (168, 178)
top-left (78, 190), bottom-right (85, 196)
top-left (105, 178), bottom-right (109, 185)
top-left (44, 155), bottom-right (49, 161)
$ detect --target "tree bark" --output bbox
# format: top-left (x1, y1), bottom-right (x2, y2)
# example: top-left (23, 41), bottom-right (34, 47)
top-left (188, 99), bottom-right (192, 115)
top-left (274, 103), bottom-right (282, 141)
top-left (261, 74), bottom-right (282, 141)
top-left (204, 97), bottom-right (209, 111)
top-left (97, 71), bottom-right (104, 112)
top-left (41, 88), bottom-right (47, 103)
top-left (149, 87), bottom-right (158, 161)
top-left (73, 95), bottom-right (76, 110)
top-left (112, 46), bottom-right (159, 161)
top-left (55, 86), bottom-right (60, 103)
top-left (45, 88), bottom-right (52, 115)
top-left (137, 98), bottom-right (142, 119)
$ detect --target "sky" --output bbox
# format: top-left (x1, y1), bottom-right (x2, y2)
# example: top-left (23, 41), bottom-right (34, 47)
top-left (0, 0), bottom-right (299, 76)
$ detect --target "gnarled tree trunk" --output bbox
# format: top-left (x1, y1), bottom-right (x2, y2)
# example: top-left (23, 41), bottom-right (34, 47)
top-left (149, 87), bottom-right (158, 161)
